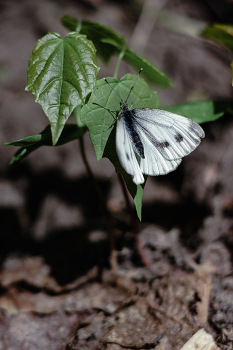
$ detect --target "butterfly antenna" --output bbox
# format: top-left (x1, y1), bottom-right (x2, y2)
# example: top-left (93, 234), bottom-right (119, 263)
top-left (125, 68), bottom-right (143, 103)
top-left (104, 78), bottom-right (122, 101)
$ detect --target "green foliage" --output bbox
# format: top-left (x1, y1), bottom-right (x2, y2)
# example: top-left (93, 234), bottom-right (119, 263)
top-left (201, 24), bottom-right (233, 53)
top-left (61, 16), bottom-right (126, 63)
top-left (4, 124), bottom-right (87, 165)
top-left (4, 15), bottom-right (229, 222)
top-left (61, 16), bottom-right (80, 31)
top-left (25, 32), bottom-right (99, 145)
top-left (81, 73), bottom-right (160, 219)
top-left (61, 16), bottom-right (173, 88)
top-left (162, 100), bottom-right (230, 124)
top-left (122, 48), bottom-right (173, 89)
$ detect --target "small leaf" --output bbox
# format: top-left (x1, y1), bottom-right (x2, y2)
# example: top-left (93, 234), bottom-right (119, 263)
top-left (9, 146), bottom-right (42, 166)
top-left (4, 124), bottom-right (87, 165)
top-left (61, 16), bottom-right (81, 32)
top-left (80, 19), bottom-right (126, 63)
top-left (123, 48), bottom-right (173, 88)
top-left (61, 16), bottom-right (126, 63)
top-left (201, 24), bottom-right (233, 53)
top-left (3, 130), bottom-right (50, 147)
top-left (26, 32), bottom-right (99, 145)
top-left (162, 100), bottom-right (229, 124)
top-left (81, 73), bottom-right (159, 219)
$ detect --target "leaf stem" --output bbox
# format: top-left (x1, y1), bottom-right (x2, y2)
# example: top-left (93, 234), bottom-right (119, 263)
top-left (114, 49), bottom-right (125, 79)
top-left (117, 173), bottom-right (151, 267)
top-left (79, 136), bottom-right (117, 270)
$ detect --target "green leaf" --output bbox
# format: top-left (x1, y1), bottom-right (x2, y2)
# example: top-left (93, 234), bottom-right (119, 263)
top-left (25, 32), bottom-right (99, 145)
top-left (3, 131), bottom-right (51, 147)
top-left (61, 16), bottom-right (81, 32)
top-left (81, 73), bottom-right (159, 219)
top-left (81, 73), bottom-right (160, 160)
top-left (4, 124), bottom-right (87, 165)
top-left (201, 24), bottom-right (233, 53)
top-left (61, 16), bottom-right (126, 63)
top-left (123, 48), bottom-right (173, 89)
top-left (8, 146), bottom-right (43, 166)
top-left (162, 100), bottom-right (229, 124)
top-left (80, 20), bottom-right (126, 63)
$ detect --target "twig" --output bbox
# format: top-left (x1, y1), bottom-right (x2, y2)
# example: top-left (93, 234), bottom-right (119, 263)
top-left (114, 49), bottom-right (126, 79)
top-left (79, 136), bottom-right (117, 270)
top-left (129, 0), bottom-right (169, 54)
top-left (117, 174), bottom-right (151, 267)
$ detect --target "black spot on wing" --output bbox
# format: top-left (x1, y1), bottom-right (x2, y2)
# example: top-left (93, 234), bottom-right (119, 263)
top-left (158, 141), bottom-right (169, 148)
top-left (126, 153), bottom-right (130, 160)
top-left (175, 133), bottom-right (183, 143)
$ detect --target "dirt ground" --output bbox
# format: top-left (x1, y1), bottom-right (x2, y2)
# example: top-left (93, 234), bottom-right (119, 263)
top-left (0, 0), bottom-right (233, 349)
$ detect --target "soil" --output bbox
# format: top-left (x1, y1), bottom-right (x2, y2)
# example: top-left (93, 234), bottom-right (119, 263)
top-left (0, 0), bottom-right (233, 349)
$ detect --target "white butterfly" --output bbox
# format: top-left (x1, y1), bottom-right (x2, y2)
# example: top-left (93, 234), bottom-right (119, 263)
top-left (99, 71), bottom-right (205, 185)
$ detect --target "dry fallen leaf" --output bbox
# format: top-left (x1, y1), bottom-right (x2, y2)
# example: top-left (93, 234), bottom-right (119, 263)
top-left (180, 329), bottom-right (220, 350)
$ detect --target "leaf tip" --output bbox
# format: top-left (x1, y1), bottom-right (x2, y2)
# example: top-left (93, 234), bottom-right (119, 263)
top-left (9, 158), bottom-right (16, 166)
top-left (51, 126), bottom-right (63, 146)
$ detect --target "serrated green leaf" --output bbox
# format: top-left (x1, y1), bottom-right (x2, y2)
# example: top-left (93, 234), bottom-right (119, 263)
top-left (201, 24), bottom-right (233, 53)
top-left (4, 124), bottom-right (87, 165)
top-left (81, 73), bottom-right (159, 220)
top-left (81, 73), bottom-right (160, 160)
top-left (25, 32), bottom-right (99, 145)
top-left (61, 16), bottom-right (126, 63)
top-left (162, 100), bottom-right (229, 124)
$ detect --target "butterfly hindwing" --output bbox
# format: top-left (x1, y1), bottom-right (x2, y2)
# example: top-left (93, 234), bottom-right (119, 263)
top-left (136, 126), bottom-right (182, 176)
top-left (133, 108), bottom-right (205, 161)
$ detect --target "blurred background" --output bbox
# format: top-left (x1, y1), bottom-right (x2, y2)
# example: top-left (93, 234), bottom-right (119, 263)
top-left (0, 0), bottom-right (233, 285)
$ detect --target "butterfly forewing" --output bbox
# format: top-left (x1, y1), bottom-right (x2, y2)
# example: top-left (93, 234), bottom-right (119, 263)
top-left (133, 108), bottom-right (205, 161)
top-left (116, 113), bottom-right (144, 185)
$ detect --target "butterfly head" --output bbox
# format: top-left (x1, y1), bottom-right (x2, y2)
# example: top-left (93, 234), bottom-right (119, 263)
top-left (120, 100), bottom-right (129, 112)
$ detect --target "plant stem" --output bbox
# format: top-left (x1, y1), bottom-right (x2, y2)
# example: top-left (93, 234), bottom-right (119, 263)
top-left (117, 174), bottom-right (151, 267)
top-left (79, 136), bottom-right (117, 270)
top-left (114, 49), bottom-right (125, 79)
top-left (129, 0), bottom-right (169, 54)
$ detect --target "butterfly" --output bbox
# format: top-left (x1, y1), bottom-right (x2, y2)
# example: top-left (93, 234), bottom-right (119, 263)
top-left (95, 70), bottom-right (205, 185)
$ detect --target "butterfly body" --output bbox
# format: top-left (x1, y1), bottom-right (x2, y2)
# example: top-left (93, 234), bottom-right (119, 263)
top-left (119, 102), bottom-right (145, 159)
